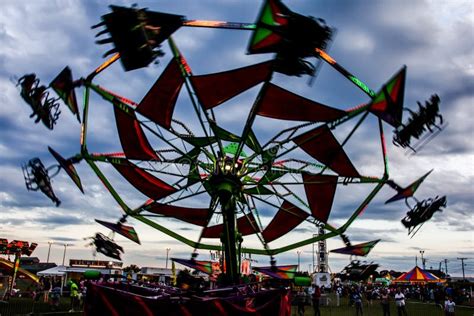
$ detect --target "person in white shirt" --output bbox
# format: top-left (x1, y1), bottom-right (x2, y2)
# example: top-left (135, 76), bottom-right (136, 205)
top-left (444, 296), bottom-right (455, 316)
top-left (336, 285), bottom-right (342, 307)
top-left (394, 288), bottom-right (408, 316)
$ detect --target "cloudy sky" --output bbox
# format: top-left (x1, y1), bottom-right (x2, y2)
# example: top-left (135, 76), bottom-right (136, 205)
top-left (1, 0), bottom-right (473, 277)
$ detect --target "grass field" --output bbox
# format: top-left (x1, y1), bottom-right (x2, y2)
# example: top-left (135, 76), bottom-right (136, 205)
top-left (0, 297), bottom-right (82, 316)
top-left (291, 295), bottom-right (474, 316)
top-left (1, 295), bottom-right (473, 315)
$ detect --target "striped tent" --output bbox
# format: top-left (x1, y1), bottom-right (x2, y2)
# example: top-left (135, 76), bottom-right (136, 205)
top-left (392, 266), bottom-right (443, 284)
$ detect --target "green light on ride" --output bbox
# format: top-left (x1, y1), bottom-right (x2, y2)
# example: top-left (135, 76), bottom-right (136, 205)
top-left (223, 143), bottom-right (247, 157)
top-left (349, 75), bottom-right (376, 97)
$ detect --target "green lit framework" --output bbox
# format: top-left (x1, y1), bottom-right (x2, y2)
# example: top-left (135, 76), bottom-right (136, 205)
top-left (71, 31), bottom-right (392, 262)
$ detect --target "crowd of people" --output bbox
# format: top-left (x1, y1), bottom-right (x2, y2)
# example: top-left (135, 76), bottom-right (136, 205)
top-left (292, 282), bottom-right (470, 316)
top-left (32, 276), bottom-right (87, 312)
top-left (25, 275), bottom-right (472, 315)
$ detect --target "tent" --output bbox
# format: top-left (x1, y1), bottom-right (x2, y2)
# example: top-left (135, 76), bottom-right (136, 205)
top-left (374, 277), bottom-right (391, 286)
top-left (392, 266), bottom-right (444, 284)
top-left (37, 265), bottom-right (67, 294)
top-left (37, 265), bottom-right (66, 277)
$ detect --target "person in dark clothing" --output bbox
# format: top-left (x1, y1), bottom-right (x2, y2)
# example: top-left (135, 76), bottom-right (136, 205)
top-left (380, 288), bottom-right (391, 316)
top-left (296, 287), bottom-right (306, 316)
top-left (311, 284), bottom-right (321, 316)
top-left (43, 277), bottom-right (51, 303)
top-left (50, 285), bottom-right (61, 310)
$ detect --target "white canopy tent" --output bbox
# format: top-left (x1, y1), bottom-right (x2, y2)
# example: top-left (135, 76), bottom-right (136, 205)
top-left (37, 265), bottom-right (67, 294)
top-left (37, 265), bottom-right (66, 277)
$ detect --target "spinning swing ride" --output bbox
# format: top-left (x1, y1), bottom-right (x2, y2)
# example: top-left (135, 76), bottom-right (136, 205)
top-left (18, 0), bottom-right (447, 288)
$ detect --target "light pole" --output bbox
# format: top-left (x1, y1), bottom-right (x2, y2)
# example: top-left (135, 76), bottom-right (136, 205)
top-left (457, 258), bottom-right (468, 280)
top-left (46, 241), bottom-right (54, 263)
top-left (419, 250), bottom-right (425, 269)
top-left (297, 251), bottom-right (301, 272)
top-left (165, 248), bottom-right (171, 269)
top-left (62, 243), bottom-right (72, 266)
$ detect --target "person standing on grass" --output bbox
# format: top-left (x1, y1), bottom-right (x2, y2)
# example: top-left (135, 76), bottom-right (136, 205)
top-left (380, 288), bottom-right (391, 316)
top-left (296, 287), bottom-right (306, 316)
top-left (69, 280), bottom-right (79, 312)
top-left (50, 284), bottom-right (61, 311)
top-left (352, 287), bottom-right (363, 316)
top-left (311, 284), bottom-right (321, 316)
top-left (444, 296), bottom-right (455, 316)
top-left (335, 285), bottom-right (342, 307)
top-left (43, 277), bottom-right (51, 303)
top-left (394, 287), bottom-right (408, 316)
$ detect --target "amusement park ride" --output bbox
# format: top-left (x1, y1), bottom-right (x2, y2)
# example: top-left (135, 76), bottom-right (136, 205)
top-left (0, 239), bottom-right (38, 299)
top-left (15, 0), bottom-right (448, 313)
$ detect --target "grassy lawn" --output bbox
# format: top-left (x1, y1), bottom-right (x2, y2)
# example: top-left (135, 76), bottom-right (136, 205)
top-left (291, 295), bottom-right (474, 316)
top-left (1, 293), bottom-right (472, 315)
top-left (0, 297), bottom-right (83, 316)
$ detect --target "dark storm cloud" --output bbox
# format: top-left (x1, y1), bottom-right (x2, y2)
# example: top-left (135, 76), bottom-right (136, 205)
top-left (1, 213), bottom-right (90, 227)
top-left (437, 215), bottom-right (473, 232)
top-left (329, 197), bottom-right (406, 222)
top-left (343, 227), bottom-right (403, 243)
top-left (377, 255), bottom-right (416, 262)
top-left (0, 115), bottom-right (20, 133)
top-left (49, 237), bottom-right (78, 242)
top-left (152, 239), bottom-right (186, 245)
top-left (0, 184), bottom-right (49, 209)
top-left (253, 206), bottom-right (276, 218)
top-left (178, 227), bottom-right (195, 231)
top-left (37, 214), bottom-right (89, 226)
top-left (153, 251), bottom-right (192, 261)
top-left (293, 227), bottom-right (313, 234)
top-left (408, 246), bottom-right (429, 251)
top-left (0, 218), bottom-right (24, 226)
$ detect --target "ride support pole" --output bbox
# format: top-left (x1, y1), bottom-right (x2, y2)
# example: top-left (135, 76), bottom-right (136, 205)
top-left (221, 198), bottom-right (239, 285)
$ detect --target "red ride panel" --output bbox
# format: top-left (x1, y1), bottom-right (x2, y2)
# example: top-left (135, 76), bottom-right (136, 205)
top-left (261, 201), bottom-right (309, 243)
top-left (146, 203), bottom-right (210, 227)
top-left (302, 173), bottom-right (337, 223)
top-left (137, 59), bottom-right (184, 129)
top-left (293, 125), bottom-right (359, 177)
top-left (190, 61), bottom-right (273, 109)
top-left (201, 213), bottom-right (260, 238)
top-left (114, 107), bottom-right (159, 161)
top-left (110, 159), bottom-right (176, 200)
top-left (256, 83), bottom-right (346, 122)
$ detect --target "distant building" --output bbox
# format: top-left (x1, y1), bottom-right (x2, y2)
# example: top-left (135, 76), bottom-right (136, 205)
top-left (18, 257), bottom-right (56, 275)
top-left (65, 259), bottom-right (123, 281)
top-left (450, 276), bottom-right (474, 283)
top-left (38, 259), bottom-right (123, 282)
top-left (139, 267), bottom-right (179, 284)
